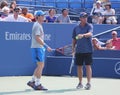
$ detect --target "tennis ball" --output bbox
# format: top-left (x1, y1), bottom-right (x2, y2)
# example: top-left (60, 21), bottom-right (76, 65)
top-left (76, 36), bottom-right (78, 39)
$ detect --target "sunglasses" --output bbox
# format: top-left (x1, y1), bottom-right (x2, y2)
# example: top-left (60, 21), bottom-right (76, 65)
top-left (80, 15), bottom-right (88, 18)
top-left (112, 33), bottom-right (116, 35)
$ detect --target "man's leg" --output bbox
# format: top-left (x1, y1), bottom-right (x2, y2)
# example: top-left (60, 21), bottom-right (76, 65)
top-left (76, 65), bottom-right (83, 89)
top-left (27, 62), bottom-right (44, 88)
top-left (34, 62), bottom-right (44, 79)
top-left (85, 65), bottom-right (92, 90)
top-left (86, 65), bottom-right (92, 83)
top-left (33, 62), bottom-right (48, 90)
top-left (77, 66), bottom-right (83, 84)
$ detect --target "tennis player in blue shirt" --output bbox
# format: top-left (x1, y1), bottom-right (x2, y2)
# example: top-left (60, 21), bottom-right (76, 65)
top-left (72, 12), bottom-right (93, 90)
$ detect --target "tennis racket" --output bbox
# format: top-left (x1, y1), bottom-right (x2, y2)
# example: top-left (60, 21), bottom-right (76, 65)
top-left (54, 44), bottom-right (72, 56)
top-left (52, 44), bottom-right (75, 74)
top-left (69, 54), bottom-right (75, 74)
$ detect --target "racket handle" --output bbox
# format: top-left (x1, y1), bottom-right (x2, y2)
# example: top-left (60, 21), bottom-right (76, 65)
top-left (69, 57), bottom-right (74, 74)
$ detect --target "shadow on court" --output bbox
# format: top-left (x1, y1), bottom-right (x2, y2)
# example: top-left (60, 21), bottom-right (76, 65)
top-left (43, 88), bottom-right (78, 94)
top-left (0, 88), bottom-right (79, 95)
top-left (0, 89), bottom-right (33, 95)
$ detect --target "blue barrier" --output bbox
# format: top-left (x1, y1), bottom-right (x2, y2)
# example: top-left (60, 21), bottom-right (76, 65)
top-left (0, 22), bottom-right (120, 78)
top-left (46, 50), bottom-right (120, 78)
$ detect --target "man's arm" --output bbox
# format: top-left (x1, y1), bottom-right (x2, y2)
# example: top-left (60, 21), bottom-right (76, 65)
top-left (83, 32), bottom-right (92, 38)
top-left (72, 39), bottom-right (76, 53)
top-left (36, 35), bottom-right (44, 45)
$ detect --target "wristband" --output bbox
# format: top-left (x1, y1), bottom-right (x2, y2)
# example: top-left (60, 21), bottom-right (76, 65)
top-left (44, 43), bottom-right (49, 48)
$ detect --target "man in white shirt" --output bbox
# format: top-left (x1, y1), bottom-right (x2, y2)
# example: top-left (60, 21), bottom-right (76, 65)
top-left (91, 1), bottom-right (104, 24)
top-left (4, 7), bottom-right (28, 22)
top-left (104, 3), bottom-right (117, 24)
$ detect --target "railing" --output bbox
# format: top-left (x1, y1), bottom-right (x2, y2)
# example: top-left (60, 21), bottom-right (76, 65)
top-left (93, 26), bottom-right (120, 37)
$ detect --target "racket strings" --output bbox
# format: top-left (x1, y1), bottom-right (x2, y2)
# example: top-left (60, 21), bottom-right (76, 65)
top-left (63, 45), bottom-right (72, 56)
top-left (55, 44), bottom-right (72, 56)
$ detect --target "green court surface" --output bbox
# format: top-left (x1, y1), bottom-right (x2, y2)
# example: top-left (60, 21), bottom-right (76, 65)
top-left (0, 76), bottom-right (119, 95)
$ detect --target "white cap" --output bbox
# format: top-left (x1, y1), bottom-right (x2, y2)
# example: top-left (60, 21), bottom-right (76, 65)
top-left (96, 1), bottom-right (101, 4)
top-left (112, 31), bottom-right (117, 35)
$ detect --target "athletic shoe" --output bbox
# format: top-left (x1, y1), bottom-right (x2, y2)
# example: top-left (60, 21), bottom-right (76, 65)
top-left (27, 81), bottom-right (35, 88)
top-left (76, 83), bottom-right (83, 89)
top-left (85, 83), bottom-right (91, 90)
top-left (34, 84), bottom-right (48, 91)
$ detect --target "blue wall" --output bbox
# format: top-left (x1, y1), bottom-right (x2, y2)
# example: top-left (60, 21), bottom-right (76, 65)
top-left (0, 22), bottom-right (120, 78)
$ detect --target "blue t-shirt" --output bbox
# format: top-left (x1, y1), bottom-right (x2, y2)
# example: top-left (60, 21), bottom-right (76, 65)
top-left (72, 23), bottom-right (93, 53)
top-left (46, 16), bottom-right (56, 23)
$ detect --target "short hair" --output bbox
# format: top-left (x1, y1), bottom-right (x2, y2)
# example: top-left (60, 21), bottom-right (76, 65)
top-left (62, 8), bottom-right (68, 13)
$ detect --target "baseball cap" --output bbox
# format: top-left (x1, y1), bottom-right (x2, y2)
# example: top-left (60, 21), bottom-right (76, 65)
top-left (96, 1), bottom-right (101, 4)
top-left (34, 10), bottom-right (45, 16)
top-left (111, 31), bottom-right (117, 35)
top-left (79, 12), bottom-right (88, 18)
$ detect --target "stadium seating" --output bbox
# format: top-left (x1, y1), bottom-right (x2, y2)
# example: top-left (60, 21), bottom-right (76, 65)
top-left (84, 0), bottom-right (93, 9)
top-left (15, 0), bottom-right (120, 15)
top-left (42, 0), bottom-right (56, 7)
top-left (69, 0), bottom-right (82, 9)
top-left (16, 0), bottom-right (30, 5)
top-left (56, 0), bottom-right (69, 8)
top-left (16, 0), bottom-right (41, 5)
top-left (110, 0), bottom-right (120, 8)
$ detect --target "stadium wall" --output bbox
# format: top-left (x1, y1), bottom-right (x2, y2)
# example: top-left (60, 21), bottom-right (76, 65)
top-left (0, 22), bottom-right (120, 78)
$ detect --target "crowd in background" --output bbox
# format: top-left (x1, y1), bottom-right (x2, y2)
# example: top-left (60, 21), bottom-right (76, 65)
top-left (0, 0), bottom-right (120, 50)
top-left (0, 0), bottom-right (72, 23)
top-left (90, 1), bottom-right (117, 24)
top-left (92, 31), bottom-right (120, 50)
top-left (0, 0), bottom-right (119, 24)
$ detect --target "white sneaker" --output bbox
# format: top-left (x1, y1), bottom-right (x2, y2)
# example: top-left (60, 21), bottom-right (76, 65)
top-left (76, 83), bottom-right (83, 89)
top-left (85, 83), bottom-right (91, 90)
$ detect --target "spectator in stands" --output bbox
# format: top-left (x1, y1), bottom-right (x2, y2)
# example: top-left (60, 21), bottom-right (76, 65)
top-left (92, 37), bottom-right (115, 50)
top-left (56, 8), bottom-right (71, 23)
top-left (105, 40), bottom-right (115, 50)
top-left (9, 0), bottom-right (17, 13)
top-left (108, 31), bottom-right (120, 50)
top-left (21, 7), bottom-right (34, 22)
top-left (1, 6), bottom-right (9, 18)
top-left (45, 9), bottom-right (56, 23)
top-left (104, 3), bottom-right (117, 24)
top-left (0, 0), bottom-right (8, 10)
top-left (92, 38), bottom-right (105, 50)
top-left (91, 1), bottom-right (104, 24)
top-left (4, 7), bottom-right (28, 22)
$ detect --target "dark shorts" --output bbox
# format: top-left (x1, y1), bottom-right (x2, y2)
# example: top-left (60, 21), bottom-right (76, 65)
top-left (75, 53), bottom-right (92, 66)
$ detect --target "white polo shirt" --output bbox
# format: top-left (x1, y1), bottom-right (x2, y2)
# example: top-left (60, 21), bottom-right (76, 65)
top-left (4, 14), bottom-right (28, 22)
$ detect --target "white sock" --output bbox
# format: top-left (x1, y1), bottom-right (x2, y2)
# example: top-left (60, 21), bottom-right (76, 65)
top-left (30, 75), bottom-right (36, 82)
top-left (35, 78), bottom-right (41, 86)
